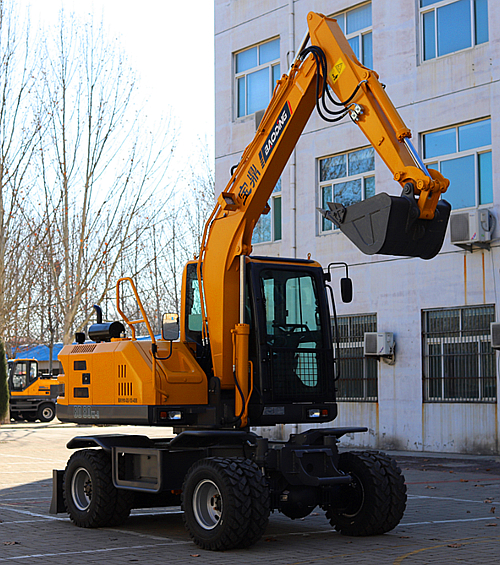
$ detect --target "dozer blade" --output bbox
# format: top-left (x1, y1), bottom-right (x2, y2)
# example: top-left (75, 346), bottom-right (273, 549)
top-left (320, 193), bottom-right (451, 260)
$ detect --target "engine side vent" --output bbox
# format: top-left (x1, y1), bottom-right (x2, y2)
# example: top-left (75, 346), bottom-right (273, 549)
top-left (118, 381), bottom-right (133, 397)
top-left (71, 344), bottom-right (97, 354)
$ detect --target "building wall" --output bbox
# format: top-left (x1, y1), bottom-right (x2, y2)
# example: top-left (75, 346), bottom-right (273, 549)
top-left (215, 0), bottom-right (500, 454)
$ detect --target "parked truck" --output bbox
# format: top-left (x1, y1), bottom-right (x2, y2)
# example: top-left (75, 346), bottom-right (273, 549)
top-left (50, 12), bottom-right (451, 550)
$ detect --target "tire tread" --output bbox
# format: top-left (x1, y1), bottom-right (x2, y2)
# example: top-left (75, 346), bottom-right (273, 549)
top-left (182, 457), bottom-right (252, 551)
top-left (326, 450), bottom-right (391, 536)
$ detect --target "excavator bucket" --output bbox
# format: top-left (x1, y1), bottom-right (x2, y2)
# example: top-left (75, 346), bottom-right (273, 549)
top-left (321, 193), bottom-right (451, 260)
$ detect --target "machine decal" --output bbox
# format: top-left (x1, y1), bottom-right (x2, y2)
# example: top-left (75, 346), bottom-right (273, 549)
top-left (73, 405), bottom-right (100, 419)
top-left (258, 101), bottom-right (293, 168)
top-left (330, 57), bottom-right (346, 83)
top-left (237, 164), bottom-right (261, 205)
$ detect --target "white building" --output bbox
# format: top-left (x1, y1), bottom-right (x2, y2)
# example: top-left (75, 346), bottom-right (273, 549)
top-left (215, 0), bottom-right (499, 454)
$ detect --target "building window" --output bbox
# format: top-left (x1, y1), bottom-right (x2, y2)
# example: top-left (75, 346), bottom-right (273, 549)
top-left (252, 178), bottom-right (282, 244)
top-left (422, 305), bottom-right (496, 402)
top-left (423, 118), bottom-right (492, 210)
top-left (334, 3), bottom-right (372, 68)
top-left (420, 0), bottom-right (488, 61)
top-left (319, 147), bottom-right (375, 232)
top-left (334, 313), bottom-right (378, 401)
top-left (235, 38), bottom-right (280, 119)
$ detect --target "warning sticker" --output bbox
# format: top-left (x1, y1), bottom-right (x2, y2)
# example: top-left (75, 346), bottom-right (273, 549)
top-left (330, 58), bottom-right (346, 83)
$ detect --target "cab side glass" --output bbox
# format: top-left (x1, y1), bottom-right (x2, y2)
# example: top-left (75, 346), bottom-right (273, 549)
top-left (29, 361), bottom-right (38, 383)
top-left (11, 361), bottom-right (28, 390)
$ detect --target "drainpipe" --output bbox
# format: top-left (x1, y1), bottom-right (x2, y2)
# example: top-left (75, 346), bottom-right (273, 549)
top-left (288, 0), bottom-right (297, 259)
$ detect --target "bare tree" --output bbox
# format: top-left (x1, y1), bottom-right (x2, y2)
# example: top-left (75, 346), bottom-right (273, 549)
top-left (183, 138), bottom-right (216, 255)
top-left (34, 11), bottom-right (177, 343)
top-left (0, 1), bottom-right (44, 347)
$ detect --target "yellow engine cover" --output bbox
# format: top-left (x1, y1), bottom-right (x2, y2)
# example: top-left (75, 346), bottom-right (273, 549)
top-left (57, 339), bottom-right (208, 408)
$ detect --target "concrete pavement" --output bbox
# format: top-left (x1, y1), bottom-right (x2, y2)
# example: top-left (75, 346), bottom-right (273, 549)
top-left (1, 420), bottom-right (499, 564)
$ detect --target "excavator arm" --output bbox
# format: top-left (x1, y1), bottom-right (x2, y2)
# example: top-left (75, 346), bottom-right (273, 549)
top-left (197, 12), bottom-right (451, 396)
top-left (307, 12), bottom-right (449, 218)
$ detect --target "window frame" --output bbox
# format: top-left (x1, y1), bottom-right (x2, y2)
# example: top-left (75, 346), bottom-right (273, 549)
top-left (234, 38), bottom-right (280, 120)
top-left (334, 313), bottom-right (378, 402)
top-left (318, 147), bottom-right (375, 234)
top-left (420, 0), bottom-right (489, 63)
top-left (332, 2), bottom-right (373, 69)
top-left (422, 118), bottom-right (492, 210)
top-left (422, 305), bottom-right (496, 403)
top-left (252, 179), bottom-right (282, 245)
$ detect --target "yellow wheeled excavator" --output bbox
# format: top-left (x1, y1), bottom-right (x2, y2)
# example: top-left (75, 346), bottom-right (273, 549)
top-left (50, 13), bottom-right (450, 550)
top-left (8, 359), bottom-right (62, 422)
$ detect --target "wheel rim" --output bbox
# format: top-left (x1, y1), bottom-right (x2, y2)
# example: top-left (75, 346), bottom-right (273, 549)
top-left (42, 406), bottom-right (53, 420)
top-left (71, 467), bottom-right (93, 511)
top-left (342, 472), bottom-right (365, 518)
top-left (192, 479), bottom-right (223, 530)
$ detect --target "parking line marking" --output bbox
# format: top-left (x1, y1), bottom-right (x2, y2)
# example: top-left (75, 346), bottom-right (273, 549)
top-left (399, 516), bottom-right (499, 527)
top-left (408, 494), bottom-right (494, 504)
top-left (0, 498), bottom-right (52, 502)
top-left (0, 506), bottom-right (67, 521)
top-left (0, 541), bottom-right (191, 561)
top-left (0, 520), bottom-right (47, 525)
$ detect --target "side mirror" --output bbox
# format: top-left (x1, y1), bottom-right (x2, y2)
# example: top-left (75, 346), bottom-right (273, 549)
top-left (162, 314), bottom-right (180, 341)
top-left (340, 277), bottom-right (353, 303)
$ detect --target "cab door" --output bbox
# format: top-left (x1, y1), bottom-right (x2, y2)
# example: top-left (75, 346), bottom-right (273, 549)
top-left (250, 264), bottom-right (335, 404)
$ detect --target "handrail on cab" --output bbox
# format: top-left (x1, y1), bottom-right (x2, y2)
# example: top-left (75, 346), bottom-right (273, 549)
top-left (116, 277), bottom-right (156, 345)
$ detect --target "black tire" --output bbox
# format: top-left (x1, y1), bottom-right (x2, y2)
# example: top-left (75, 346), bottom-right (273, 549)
top-left (24, 413), bottom-right (37, 422)
top-left (236, 459), bottom-right (270, 548)
top-left (37, 403), bottom-right (55, 422)
top-left (325, 451), bottom-right (391, 536)
top-left (368, 451), bottom-right (407, 534)
top-left (63, 449), bottom-right (130, 528)
top-left (108, 489), bottom-right (134, 527)
top-left (181, 457), bottom-right (252, 551)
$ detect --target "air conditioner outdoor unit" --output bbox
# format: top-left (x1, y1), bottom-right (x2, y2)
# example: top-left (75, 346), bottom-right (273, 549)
top-left (450, 209), bottom-right (494, 246)
top-left (491, 322), bottom-right (500, 350)
top-left (364, 332), bottom-right (394, 356)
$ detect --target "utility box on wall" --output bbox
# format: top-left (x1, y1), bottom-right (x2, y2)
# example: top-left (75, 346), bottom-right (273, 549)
top-left (364, 332), bottom-right (394, 356)
top-left (490, 322), bottom-right (500, 350)
top-left (450, 209), bottom-right (494, 248)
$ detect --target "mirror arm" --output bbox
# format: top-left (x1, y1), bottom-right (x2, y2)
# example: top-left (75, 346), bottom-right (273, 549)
top-left (152, 341), bottom-right (174, 361)
top-left (326, 284), bottom-right (341, 381)
top-left (326, 261), bottom-right (349, 279)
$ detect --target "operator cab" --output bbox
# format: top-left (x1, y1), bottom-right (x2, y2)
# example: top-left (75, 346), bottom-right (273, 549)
top-left (246, 258), bottom-right (337, 425)
top-left (8, 359), bottom-right (39, 392)
top-left (182, 258), bottom-right (337, 427)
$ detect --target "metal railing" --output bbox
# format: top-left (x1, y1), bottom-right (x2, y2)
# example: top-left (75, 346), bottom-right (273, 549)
top-left (422, 305), bottom-right (496, 403)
